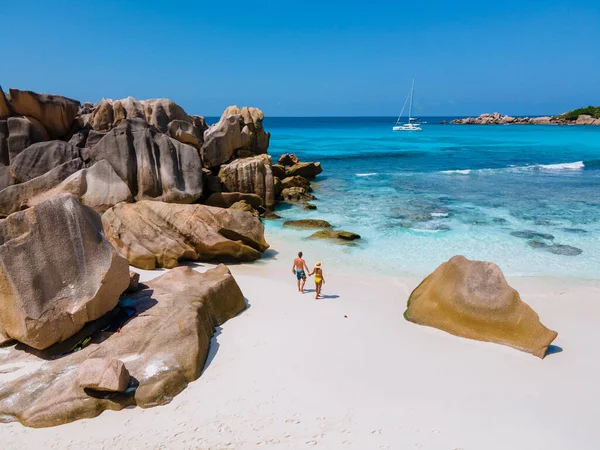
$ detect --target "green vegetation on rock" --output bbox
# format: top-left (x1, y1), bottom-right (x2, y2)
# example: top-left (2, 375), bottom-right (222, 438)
top-left (560, 105), bottom-right (600, 120)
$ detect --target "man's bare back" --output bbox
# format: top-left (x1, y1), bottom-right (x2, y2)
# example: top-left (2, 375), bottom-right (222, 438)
top-left (293, 257), bottom-right (307, 271)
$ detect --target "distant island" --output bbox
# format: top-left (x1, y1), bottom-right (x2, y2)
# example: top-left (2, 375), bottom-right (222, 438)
top-left (451, 105), bottom-right (600, 125)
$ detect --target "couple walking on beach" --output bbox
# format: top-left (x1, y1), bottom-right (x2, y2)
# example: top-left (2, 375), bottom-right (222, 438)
top-left (292, 252), bottom-right (325, 300)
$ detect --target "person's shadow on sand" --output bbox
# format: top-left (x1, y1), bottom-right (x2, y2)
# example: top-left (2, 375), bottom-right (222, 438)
top-left (303, 289), bottom-right (339, 299)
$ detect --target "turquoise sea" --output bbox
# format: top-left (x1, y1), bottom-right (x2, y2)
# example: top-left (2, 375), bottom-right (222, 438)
top-left (262, 117), bottom-right (600, 279)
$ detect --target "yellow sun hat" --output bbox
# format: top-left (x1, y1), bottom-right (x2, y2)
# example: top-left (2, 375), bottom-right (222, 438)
top-left (315, 261), bottom-right (322, 268)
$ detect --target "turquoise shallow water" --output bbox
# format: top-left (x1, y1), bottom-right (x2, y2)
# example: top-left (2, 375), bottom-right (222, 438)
top-left (263, 117), bottom-right (600, 279)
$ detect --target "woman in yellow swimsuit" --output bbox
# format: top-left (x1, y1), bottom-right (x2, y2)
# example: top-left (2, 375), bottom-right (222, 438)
top-left (310, 261), bottom-right (325, 300)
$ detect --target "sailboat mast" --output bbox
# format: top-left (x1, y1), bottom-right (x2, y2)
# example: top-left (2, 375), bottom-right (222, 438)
top-left (408, 78), bottom-right (414, 120)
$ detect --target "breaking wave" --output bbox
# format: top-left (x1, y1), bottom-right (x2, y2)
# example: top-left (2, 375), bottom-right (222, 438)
top-left (439, 161), bottom-right (593, 175)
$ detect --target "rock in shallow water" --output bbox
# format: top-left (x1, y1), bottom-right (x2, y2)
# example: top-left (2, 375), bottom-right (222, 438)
top-left (510, 230), bottom-right (554, 240)
top-left (562, 227), bottom-right (588, 234)
top-left (0, 194), bottom-right (129, 349)
top-left (0, 264), bottom-right (246, 427)
top-left (528, 241), bottom-right (583, 256)
top-left (283, 219), bottom-right (331, 229)
top-left (404, 255), bottom-right (558, 358)
top-left (308, 229), bottom-right (361, 243)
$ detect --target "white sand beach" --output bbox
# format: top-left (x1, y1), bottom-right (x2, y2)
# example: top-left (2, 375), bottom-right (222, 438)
top-left (1, 235), bottom-right (599, 450)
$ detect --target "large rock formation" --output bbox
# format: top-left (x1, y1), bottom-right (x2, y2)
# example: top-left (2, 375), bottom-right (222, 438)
top-left (6, 116), bottom-right (49, 161)
top-left (281, 175), bottom-right (312, 191)
top-left (0, 194), bottom-right (130, 349)
top-left (27, 160), bottom-right (132, 213)
top-left (451, 112), bottom-right (600, 125)
top-left (218, 154), bottom-right (275, 209)
top-left (404, 255), bottom-right (558, 358)
top-left (8, 89), bottom-right (80, 138)
top-left (278, 153), bottom-right (299, 166)
top-left (0, 159), bottom-right (84, 217)
top-left (202, 106), bottom-right (269, 169)
top-left (102, 201), bottom-right (269, 269)
top-left (89, 97), bottom-right (206, 149)
top-left (285, 161), bottom-right (323, 179)
top-left (204, 192), bottom-right (264, 209)
top-left (281, 186), bottom-right (316, 202)
top-left (10, 140), bottom-right (81, 182)
top-left (0, 264), bottom-right (246, 427)
top-left (0, 166), bottom-right (15, 191)
top-left (84, 119), bottom-right (203, 203)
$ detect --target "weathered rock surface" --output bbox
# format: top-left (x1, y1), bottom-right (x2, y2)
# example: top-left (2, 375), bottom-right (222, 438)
top-left (0, 159), bottom-right (84, 217)
top-left (0, 167), bottom-right (15, 191)
top-left (281, 175), bottom-right (312, 192)
top-left (223, 105), bottom-right (269, 155)
top-left (404, 255), bottom-right (558, 358)
top-left (0, 194), bottom-right (130, 349)
top-left (77, 358), bottom-right (130, 393)
top-left (27, 160), bottom-right (132, 213)
top-left (0, 264), bottom-right (246, 427)
top-left (8, 89), bottom-right (80, 138)
top-left (285, 162), bottom-right (323, 179)
top-left (271, 164), bottom-right (286, 179)
top-left (281, 186), bottom-right (316, 202)
top-left (218, 155), bottom-right (275, 209)
top-left (7, 116), bottom-right (50, 162)
top-left (202, 115), bottom-right (246, 168)
top-left (229, 200), bottom-right (259, 217)
top-left (127, 271), bottom-right (140, 293)
top-left (142, 98), bottom-right (191, 133)
top-left (308, 229), bottom-right (361, 242)
top-left (204, 192), bottom-right (263, 209)
top-left (0, 120), bottom-right (8, 166)
top-left (102, 201), bottom-right (269, 269)
top-left (85, 119), bottom-right (203, 203)
top-left (168, 119), bottom-right (202, 148)
top-left (0, 86), bottom-right (10, 119)
top-left (283, 219), bottom-right (332, 229)
top-left (202, 106), bottom-right (269, 169)
top-left (278, 153), bottom-right (299, 166)
top-left (10, 140), bottom-right (81, 182)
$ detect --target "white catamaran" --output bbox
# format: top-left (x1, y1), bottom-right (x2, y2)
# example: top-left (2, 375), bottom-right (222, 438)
top-left (393, 79), bottom-right (422, 131)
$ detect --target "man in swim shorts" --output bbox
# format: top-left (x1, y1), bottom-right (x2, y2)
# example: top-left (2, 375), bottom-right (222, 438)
top-left (292, 251), bottom-right (310, 293)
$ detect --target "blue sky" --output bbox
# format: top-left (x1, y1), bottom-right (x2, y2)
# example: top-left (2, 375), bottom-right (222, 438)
top-left (1, 0), bottom-right (599, 116)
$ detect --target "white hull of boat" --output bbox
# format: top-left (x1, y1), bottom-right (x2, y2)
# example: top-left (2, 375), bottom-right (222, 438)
top-left (393, 124), bottom-right (422, 131)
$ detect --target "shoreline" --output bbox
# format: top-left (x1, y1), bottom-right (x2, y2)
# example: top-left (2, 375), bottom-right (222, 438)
top-left (2, 237), bottom-right (599, 449)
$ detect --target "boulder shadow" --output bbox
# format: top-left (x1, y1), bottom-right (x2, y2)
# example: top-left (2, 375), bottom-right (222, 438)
top-left (202, 297), bottom-right (251, 374)
top-left (83, 376), bottom-right (139, 400)
top-left (179, 261), bottom-right (206, 270)
top-left (19, 290), bottom-right (158, 361)
top-left (202, 326), bottom-right (221, 374)
top-left (261, 248), bottom-right (279, 260)
top-left (545, 345), bottom-right (563, 357)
